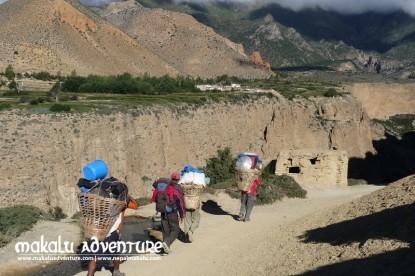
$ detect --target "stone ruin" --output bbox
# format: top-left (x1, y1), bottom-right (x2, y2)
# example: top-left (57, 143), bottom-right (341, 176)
top-left (273, 149), bottom-right (348, 187)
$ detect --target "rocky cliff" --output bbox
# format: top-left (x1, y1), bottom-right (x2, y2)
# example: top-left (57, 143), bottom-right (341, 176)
top-left (345, 83), bottom-right (415, 119)
top-left (0, 94), bottom-right (374, 215)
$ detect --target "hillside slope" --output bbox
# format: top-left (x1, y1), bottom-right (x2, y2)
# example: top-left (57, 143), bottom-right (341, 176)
top-left (95, 0), bottom-right (272, 79)
top-left (0, 0), bottom-right (179, 76)
top-left (276, 174), bottom-right (415, 275)
top-left (0, 0), bottom-right (272, 78)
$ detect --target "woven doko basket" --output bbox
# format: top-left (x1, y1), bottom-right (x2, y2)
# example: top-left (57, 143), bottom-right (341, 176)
top-left (78, 193), bottom-right (126, 241)
top-left (235, 168), bottom-right (261, 192)
top-left (182, 184), bottom-right (203, 210)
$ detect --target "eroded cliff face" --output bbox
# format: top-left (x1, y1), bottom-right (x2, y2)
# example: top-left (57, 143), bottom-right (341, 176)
top-left (345, 83), bottom-right (415, 119)
top-left (0, 94), bottom-right (374, 215)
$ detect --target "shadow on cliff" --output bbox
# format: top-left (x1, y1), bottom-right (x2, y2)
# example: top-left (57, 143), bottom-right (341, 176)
top-left (299, 203), bottom-right (415, 275)
top-left (348, 132), bottom-right (415, 185)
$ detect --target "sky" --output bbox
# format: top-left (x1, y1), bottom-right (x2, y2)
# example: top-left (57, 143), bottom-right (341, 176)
top-left (1, 0), bottom-right (414, 16)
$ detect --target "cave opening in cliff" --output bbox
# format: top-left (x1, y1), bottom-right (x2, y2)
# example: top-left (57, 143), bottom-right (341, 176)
top-left (268, 159), bottom-right (277, 174)
top-left (263, 126), bottom-right (268, 142)
top-left (289, 167), bottom-right (300, 174)
top-left (310, 158), bottom-right (319, 165)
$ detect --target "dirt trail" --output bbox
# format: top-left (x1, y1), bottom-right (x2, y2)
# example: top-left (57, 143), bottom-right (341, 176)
top-left (1, 220), bottom-right (82, 276)
top-left (75, 184), bottom-right (384, 276)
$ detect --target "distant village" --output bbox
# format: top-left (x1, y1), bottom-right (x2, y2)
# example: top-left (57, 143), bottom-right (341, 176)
top-left (196, 83), bottom-right (275, 93)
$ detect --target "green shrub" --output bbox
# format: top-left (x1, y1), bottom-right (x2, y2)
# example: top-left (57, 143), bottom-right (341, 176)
top-left (0, 103), bottom-right (11, 110)
top-left (274, 175), bottom-right (307, 198)
top-left (256, 174), bottom-right (307, 205)
top-left (204, 178), bottom-right (236, 195)
top-left (37, 97), bottom-right (46, 104)
top-left (324, 88), bottom-right (340, 97)
top-left (136, 197), bottom-right (151, 206)
top-left (225, 187), bottom-right (242, 199)
top-left (0, 205), bottom-right (44, 247)
top-left (50, 103), bottom-right (71, 112)
top-left (141, 175), bottom-right (150, 181)
top-left (48, 206), bottom-right (67, 221)
top-left (372, 114), bottom-right (415, 137)
top-left (59, 95), bottom-right (70, 102)
top-left (5, 65), bottom-right (15, 81)
top-left (8, 80), bottom-right (17, 90)
top-left (19, 96), bottom-right (30, 103)
top-left (203, 147), bottom-right (236, 184)
top-left (2, 91), bottom-right (17, 96)
top-left (203, 151), bottom-right (307, 205)
top-left (29, 99), bottom-right (39, 105)
top-left (34, 71), bottom-right (51, 81)
top-left (71, 211), bottom-right (82, 219)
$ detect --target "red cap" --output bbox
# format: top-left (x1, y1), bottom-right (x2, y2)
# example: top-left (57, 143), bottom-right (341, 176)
top-left (171, 172), bottom-right (180, 180)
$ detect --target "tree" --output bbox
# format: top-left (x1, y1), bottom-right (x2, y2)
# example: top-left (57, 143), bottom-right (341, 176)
top-left (34, 71), bottom-right (51, 81)
top-left (49, 81), bottom-right (61, 102)
top-left (154, 75), bottom-right (177, 94)
top-left (375, 61), bottom-right (382, 74)
top-left (61, 75), bottom-right (85, 92)
top-left (5, 65), bottom-right (15, 81)
top-left (8, 80), bottom-right (16, 91)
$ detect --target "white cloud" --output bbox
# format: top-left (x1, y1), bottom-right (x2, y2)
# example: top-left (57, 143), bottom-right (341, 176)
top-left (3, 0), bottom-right (412, 16)
top-left (257, 0), bottom-right (415, 15)
top-left (176, 0), bottom-right (415, 16)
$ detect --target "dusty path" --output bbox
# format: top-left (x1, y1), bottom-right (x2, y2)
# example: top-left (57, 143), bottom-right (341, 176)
top-left (1, 220), bottom-right (82, 276)
top-left (75, 184), bottom-right (384, 276)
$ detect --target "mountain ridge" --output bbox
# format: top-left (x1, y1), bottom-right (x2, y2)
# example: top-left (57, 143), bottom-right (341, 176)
top-left (140, 0), bottom-right (415, 74)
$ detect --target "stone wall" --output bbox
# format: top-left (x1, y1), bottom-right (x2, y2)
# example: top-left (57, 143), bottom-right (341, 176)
top-left (0, 94), bottom-right (374, 215)
top-left (275, 149), bottom-right (348, 187)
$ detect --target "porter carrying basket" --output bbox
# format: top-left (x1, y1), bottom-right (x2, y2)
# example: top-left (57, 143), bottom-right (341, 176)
top-left (182, 184), bottom-right (203, 210)
top-left (78, 193), bottom-right (126, 241)
top-left (235, 168), bottom-right (261, 192)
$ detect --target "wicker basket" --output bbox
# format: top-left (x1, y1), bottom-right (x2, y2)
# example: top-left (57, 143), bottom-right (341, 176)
top-left (182, 184), bottom-right (203, 210)
top-left (78, 193), bottom-right (126, 241)
top-left (235, 168), bottom-right (261, 192)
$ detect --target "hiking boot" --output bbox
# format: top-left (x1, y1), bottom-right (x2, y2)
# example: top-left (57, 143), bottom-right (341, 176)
top-left (238, 214), bottom-right (244, 221)
top-left (188, 231), bottom-right (194, 243)
top-left (244, 218), bottom-right (251, 222)
top-left (162, 242), bottom-right (171, 254)
top-left (112, 269), bottom-right (125, 276)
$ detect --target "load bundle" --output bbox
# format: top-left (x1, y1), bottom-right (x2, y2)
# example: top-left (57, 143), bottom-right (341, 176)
top-left (179, 164), bottom-right (206, 210)
top-left (77, 160), bottom-right (127, 241)
top-left (235, 153), bottom-right (262, 192)
top-left (181, 184), bottom-right (203, 210)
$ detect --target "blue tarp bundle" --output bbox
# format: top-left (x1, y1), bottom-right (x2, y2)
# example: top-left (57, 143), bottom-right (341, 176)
top-left (181, 164), bottom-right (204, 175)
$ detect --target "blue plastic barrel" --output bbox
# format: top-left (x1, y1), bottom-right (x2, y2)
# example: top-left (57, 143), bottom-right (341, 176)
top-left (83, 160), bottom-right (108, 181)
